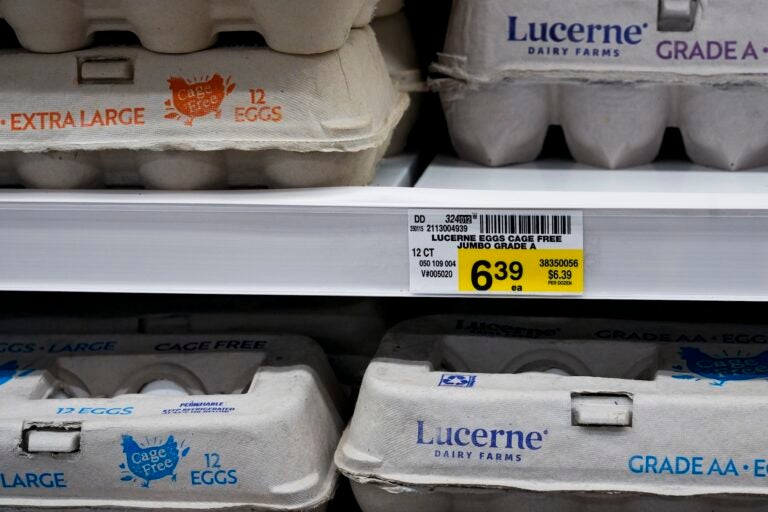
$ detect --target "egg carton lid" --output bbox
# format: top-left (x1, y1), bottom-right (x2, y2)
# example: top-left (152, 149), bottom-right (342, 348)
top-left (0, 332), bottom-right (342, 404)
top-left (0, 333), bottom-right (342, 510)
top-left (435, 0), bottom-right (768, 87)
top-left (0, 0), bottom-right (385, 55)
top-left (0, 27), bottom-right (408, 154)
top-left (337, 315), bottom-right (768, 497)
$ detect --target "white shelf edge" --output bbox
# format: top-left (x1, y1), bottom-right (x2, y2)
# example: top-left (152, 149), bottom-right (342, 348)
top-left (0, 156), bottom-right (767, 301)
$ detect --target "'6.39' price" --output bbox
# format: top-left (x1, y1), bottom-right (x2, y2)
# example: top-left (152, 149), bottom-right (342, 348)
top-left (548, 269), bottom-right (573, 280)
top-left (470, 260), bottom-right (523, 291)
top-left (457, 248), bottom-right (583, 294)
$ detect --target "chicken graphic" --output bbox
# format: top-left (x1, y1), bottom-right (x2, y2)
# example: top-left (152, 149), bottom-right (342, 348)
top-left (675, 347), bottom-right (768, 386)
top-left (119, 435), bottom-right (189, 488)
top-left (0, 361), bottom-right (19, 387)
top-left (0, 361), bottom-right (34, 387)
top-left (164, 74), bottom-right (236, 126)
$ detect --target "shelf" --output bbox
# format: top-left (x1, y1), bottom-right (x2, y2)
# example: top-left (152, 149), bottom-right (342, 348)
top-left (1, 154), bottom-right (767, 300)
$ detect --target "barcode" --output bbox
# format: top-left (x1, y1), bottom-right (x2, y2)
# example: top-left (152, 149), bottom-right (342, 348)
top-left (479, 214), bottom-right (572, 235)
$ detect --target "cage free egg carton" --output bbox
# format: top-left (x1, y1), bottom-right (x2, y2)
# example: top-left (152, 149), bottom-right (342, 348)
top-left (0, 27), bottom-right (408, 189)
top-left (372, 9), bottom-right (426, 156)
top-left (0, 333), bottom-right (342, 511)
top-left (337, 315), bottom-right (768, 511)
top-left (136, 299), bottom-right (388, 386)
top-left (434, 0), bottom-right (768, 170)
top-left (0, 299), bottom-right (387, 386)
top-left (0, 0), bottom-right (395, 55)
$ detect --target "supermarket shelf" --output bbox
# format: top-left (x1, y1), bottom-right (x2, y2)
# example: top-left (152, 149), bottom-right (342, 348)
top-left (370, 153), bottom-right (422, 187)
top-left (1, 155), bottom-right (768, 300)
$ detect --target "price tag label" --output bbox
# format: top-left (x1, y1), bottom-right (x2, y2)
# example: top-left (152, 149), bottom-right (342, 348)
top-left (408, 210), bottom-right (584, 295)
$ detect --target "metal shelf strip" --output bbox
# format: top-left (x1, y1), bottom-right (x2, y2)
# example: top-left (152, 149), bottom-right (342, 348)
top-left (0, 156), bottom-right (767, 300)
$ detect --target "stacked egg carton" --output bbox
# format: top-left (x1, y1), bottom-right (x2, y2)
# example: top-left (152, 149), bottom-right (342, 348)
top-left (0, 333), bottom-right (343, 511)
top-left (371, 0), bottom-right (426, 156)
top-left (0, 297), bottom-right (388, 385)
top-left (0, 0), bottom-right (409, 189)
top-left (337, 315), bottom-right (768, 511)
top-left (434, 0), bottom-right (768, 170)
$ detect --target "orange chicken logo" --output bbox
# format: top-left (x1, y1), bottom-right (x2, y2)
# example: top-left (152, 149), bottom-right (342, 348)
top-left (164, 74), bottom-right (236, 126)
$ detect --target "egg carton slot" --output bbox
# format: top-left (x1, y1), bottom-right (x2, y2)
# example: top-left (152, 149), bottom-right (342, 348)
top-left (0, 147), bottom-right (391, 189)
top-left (0, 333), bottom-right (342, 511)
top-left (0, 28), bottom-right (408, 189)
top-left (336, 315), bottom-right (768, 512)
top-left (439, 82), bottom-right (768, 170)
top-left (0, 0), bottom-right (402, 55)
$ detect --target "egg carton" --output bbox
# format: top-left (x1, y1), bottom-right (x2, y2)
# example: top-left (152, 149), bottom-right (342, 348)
top-left (0, 148), bottom-right (394, 189)
top-left (136, 300), bottom-right (388, 386)
top-left (0, 333), bottom-right (343, 511)
top-left (337, 315), bottom-right (768, 512)
top-left (434, 0), bottom-right (768, 170)
top-left (372, 10), bottom-right (426, 156)
top-left (0, 298), bottom-right (387, 386)
top-left (0, 27), bottom-right (408, 189)
top-left (0, 0), bottom-right (397, 55)
top-left (375, 0), bottom-right (404, 18)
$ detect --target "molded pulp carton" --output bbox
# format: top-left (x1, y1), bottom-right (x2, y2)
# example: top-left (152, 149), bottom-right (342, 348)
top-left (0, 299), bottom-right (388, 385)
top-left (138, 301), bottom-right (388, 386)
top-left (434, 0), bottom-right (768, 170)
top-left (0, 27), bottom-right (408, 189)
top-left (375, 0), bottom-right (404, 19)
top-left (372, 10), bottom-right (426, 156)
top-left (0, 333), bottom-right (343, 511)
top-left (0, 0), bottom-right (388, 55)
top-left (337, 315), bottom-right (768, 511)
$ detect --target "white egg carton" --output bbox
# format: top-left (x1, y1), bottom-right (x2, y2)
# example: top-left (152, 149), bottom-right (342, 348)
top-left (337, 315), bottom-right (768, 511)
top-left (372, 10), bottom-right (426, 156)
top-left (434, 0), bottom-right (768, 170)
top-left (0, 0), bottom-right (394, 55)
top-left (0, 27), bottom-right (408, 189)
top-left (0, 333), bottom-right (343, 511)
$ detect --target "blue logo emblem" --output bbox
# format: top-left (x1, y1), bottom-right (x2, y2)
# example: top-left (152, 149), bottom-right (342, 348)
top-left (119, 435), bottom-right (190, 487)
top-left (439, 374), bottom-right (477, 388)
top-left (0, 361), bottom-right (19, 387)
top-left (672, 347), bottom-right (768, 386)
top-left (0, 361), bottom-right (35, 387)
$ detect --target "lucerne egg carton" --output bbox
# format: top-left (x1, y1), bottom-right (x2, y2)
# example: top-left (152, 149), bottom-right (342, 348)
top-left (0, 27), bottom-right (408, 189)
top-left (0, 333), bottom-right (343, 511)
top-left (337, 315), bottom-right (768, 511)
top-left (434, 0), bottom-right (768, 170)
top-left (0, 0), bottom-right (395, 55)
top-left (372, 10), bottom-right (426, 156)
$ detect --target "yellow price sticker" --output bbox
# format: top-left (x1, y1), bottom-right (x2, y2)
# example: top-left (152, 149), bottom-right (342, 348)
top-left (458, 248), bottom-right (584, 294)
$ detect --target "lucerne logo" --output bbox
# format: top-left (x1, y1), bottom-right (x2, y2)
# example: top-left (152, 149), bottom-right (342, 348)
top-left (417, 420), bottom-right (546, 450)
top-left (508, 16), bottom-right (647, 45)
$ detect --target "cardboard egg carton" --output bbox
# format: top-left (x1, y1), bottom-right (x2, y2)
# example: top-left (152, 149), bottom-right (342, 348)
top-left (372, 10), bottom-right (426, 156)
top-left (337, 315), bottom-right (768, 511)
top-left (0, 298), bottom-right (387, 386)
top-left (0, 27), bottom-right (408, 189)
top-left (0, 333), bottom-right (343, 511)
top-left (0, 0), bottom-right (393, 55)
top-left (375, 0), bottom-right (404, 18)
top-left (434, 0), bottom-right (768, 170)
